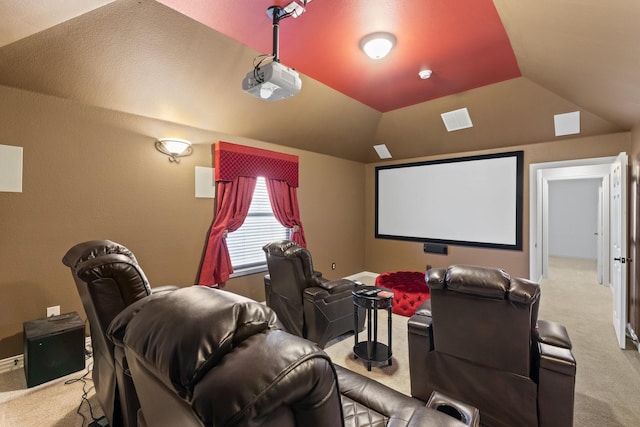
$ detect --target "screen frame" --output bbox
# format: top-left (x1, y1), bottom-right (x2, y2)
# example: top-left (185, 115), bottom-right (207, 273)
top-left (375, 150), bottom-right (524, 251)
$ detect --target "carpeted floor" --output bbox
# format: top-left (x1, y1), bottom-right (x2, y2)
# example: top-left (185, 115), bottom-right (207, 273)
top-left (2, 258), bottom-right (640, 426)
top-left (0, 355), bottom-right (103, 426)
top-left (325, 308), bottom-right (411, 395)
top-left (538, 256), bottom-right (640, 426)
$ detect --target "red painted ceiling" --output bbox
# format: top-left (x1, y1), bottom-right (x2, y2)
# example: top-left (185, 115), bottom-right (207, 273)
top-left (157, 0), bottom-right (521, 112)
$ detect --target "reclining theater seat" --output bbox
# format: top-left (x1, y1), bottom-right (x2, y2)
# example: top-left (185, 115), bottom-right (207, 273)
top-left (108, 286), bottom-right (470, 427)
top-left (62, 240), bottom-right (177, 427)
top-left (262, 240), bottom-right (364, 348)
top-left (408, 265), bottom-right (576, 427)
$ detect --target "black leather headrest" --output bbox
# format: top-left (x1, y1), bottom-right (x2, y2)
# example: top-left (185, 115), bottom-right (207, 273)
top-left (76, 253), bottom-right (151, 303)
top-left (62, 240), bottom-right (136, 269)
top-left (263, 240), bottom-right (319, 285)
top-left (445, 265), bottom-right (511, 298)
top-left (110, 286), bottom-right (279, 399)
top-left (428, 265), bottom-right (540, 305)
top-left (263, 240), bottom-right (299, 256)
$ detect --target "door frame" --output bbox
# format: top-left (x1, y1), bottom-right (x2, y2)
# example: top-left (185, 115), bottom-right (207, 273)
top-left (529, 156), bottom-right (616, 282)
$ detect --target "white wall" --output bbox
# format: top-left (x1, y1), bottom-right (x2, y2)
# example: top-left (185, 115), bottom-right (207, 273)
top-left (548, 179), bottom-right (600, 259)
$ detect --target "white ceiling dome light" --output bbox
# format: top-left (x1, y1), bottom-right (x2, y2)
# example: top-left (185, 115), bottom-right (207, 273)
top-left (360, 32), bottom-right (397, 60)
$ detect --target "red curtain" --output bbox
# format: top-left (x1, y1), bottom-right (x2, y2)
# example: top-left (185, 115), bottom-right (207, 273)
top-left (197, 141), bottom-right (304, 287)
top-left (266, 178), bottom-right (307, 247)
top-left (197, 176), bottom-right (256, 287)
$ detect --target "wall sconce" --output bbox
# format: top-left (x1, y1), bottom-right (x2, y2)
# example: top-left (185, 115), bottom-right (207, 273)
top-left (155, 138), bottom-right (193, 163)
top-left (360, 32), bottom-right (397, 60)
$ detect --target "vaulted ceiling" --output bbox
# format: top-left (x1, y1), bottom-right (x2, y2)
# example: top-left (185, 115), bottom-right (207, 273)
top-left (158, 0), bottom-right (522, 112)
top-left (0, 0), bottom-right (636, 162)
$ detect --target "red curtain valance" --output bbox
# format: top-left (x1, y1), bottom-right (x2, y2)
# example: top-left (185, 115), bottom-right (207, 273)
top-left (214, 141), bottom-right (299, 188)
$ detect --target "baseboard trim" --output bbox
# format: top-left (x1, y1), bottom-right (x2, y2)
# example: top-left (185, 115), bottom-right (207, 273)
top-left (0, 337), bottom-right (92, 375)
top-left (0, 354), bottom-right (23, 374)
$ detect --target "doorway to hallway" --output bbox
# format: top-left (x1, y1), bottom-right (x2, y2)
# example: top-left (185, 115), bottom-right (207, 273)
top-left (530, 154), bottom-right (629, 349)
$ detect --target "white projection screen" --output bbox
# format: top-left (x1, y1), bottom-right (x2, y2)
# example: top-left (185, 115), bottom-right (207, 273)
top-left (375, 151), bottom-right (523, 250)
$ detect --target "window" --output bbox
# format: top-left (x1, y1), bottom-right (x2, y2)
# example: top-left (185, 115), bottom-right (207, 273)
top-left (227, 177), bottom-right (290, 276)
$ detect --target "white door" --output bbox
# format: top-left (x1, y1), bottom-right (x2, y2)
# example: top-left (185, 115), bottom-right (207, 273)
top-left (611, 152), bottom-right (628, 349)
top-left (597, 182), bottom-right (603, 284)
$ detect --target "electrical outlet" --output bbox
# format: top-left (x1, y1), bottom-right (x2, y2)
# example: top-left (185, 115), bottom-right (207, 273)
top-left (47, 305), bottom-right (60, 317)
top-left (331, 262), bottom-right (336, 270)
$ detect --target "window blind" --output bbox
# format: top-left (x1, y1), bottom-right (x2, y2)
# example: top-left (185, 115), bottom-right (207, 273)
top-left (227, 177), bottom-right (289, 272)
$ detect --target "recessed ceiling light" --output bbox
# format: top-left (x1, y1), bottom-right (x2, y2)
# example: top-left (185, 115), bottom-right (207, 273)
top-left (418, 69), bottom-right (432, 79)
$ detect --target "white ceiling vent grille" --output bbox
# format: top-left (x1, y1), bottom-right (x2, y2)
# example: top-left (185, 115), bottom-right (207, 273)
top-left (373, 144), bottom-right (392, 159)
top-left (441, 107), bottom-right (473, 132)
top-left (554, 111), bottom-right (580, 136)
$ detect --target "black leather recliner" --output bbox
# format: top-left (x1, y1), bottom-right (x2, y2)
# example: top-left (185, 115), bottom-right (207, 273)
top-left (262, 240), bottom-right (364, 348)
top-left (408, 265), bottom-right (576, 427)
top-left (62, 240), bottom-right (177, 427)
top-left (108, 285), bottom-right (469, 427)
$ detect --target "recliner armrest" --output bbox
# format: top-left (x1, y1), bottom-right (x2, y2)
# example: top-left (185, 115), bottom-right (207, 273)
top-left (408, 314), bottom-right (433, 337)
top-left (407, 305), bottom-right (435, 402)
top-left (408, 300), bottom-right (433, 339)
top-left (314, 278), bottom-right (356, 294)
top-left (537, 338), bottom-right (576, 427)
top-left (538, 342), bottom-right (576, 376)
top-left (536, 319), bottom-right (572, 349)
top-left (413, 299), bottom-right (432, 318)
top-left (304, 279), bottom-right (356, 304)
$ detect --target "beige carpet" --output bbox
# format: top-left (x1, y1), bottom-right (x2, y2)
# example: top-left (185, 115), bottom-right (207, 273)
top-left (325, 311), bottom-right (412, 396)
top-left (0, 357), bottom-right (103, 426)
top-left (2, 259), bottom-right (640, 426)
top-left (538, 257), bottom-right (640, 427)
top-left (326, 270), bottom-right (411, 394)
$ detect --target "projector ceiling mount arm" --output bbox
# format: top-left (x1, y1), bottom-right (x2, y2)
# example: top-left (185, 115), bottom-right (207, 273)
top-left (267, 5), bottom-right (290, 63)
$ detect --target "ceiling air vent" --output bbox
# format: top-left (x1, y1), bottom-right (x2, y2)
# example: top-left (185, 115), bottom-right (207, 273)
top-left (373, 144), bottom-right (392, 159)
top-left (441, 107), bottom-right (473, 132)
top-left (554, 111), bottom-right (580, 136)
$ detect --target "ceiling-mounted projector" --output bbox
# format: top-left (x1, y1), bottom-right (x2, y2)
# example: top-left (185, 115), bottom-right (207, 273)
top-left (242, 3), bottom-right (311, 101)
top-left (242, 61), bottom-right (302, 101)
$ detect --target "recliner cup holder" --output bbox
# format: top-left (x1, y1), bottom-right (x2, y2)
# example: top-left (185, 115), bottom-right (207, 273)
top-left (435, 403), bottom-right (466, 421)
top-left (426, 391), bottom-right (480, 427)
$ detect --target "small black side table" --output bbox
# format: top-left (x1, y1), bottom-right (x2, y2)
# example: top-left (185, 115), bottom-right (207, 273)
top-left (352, 286), bottom-right (393, 371)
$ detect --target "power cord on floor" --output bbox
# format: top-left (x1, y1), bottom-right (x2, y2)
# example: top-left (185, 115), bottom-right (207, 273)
top-left (64, 343), bottom-right (102, 426)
